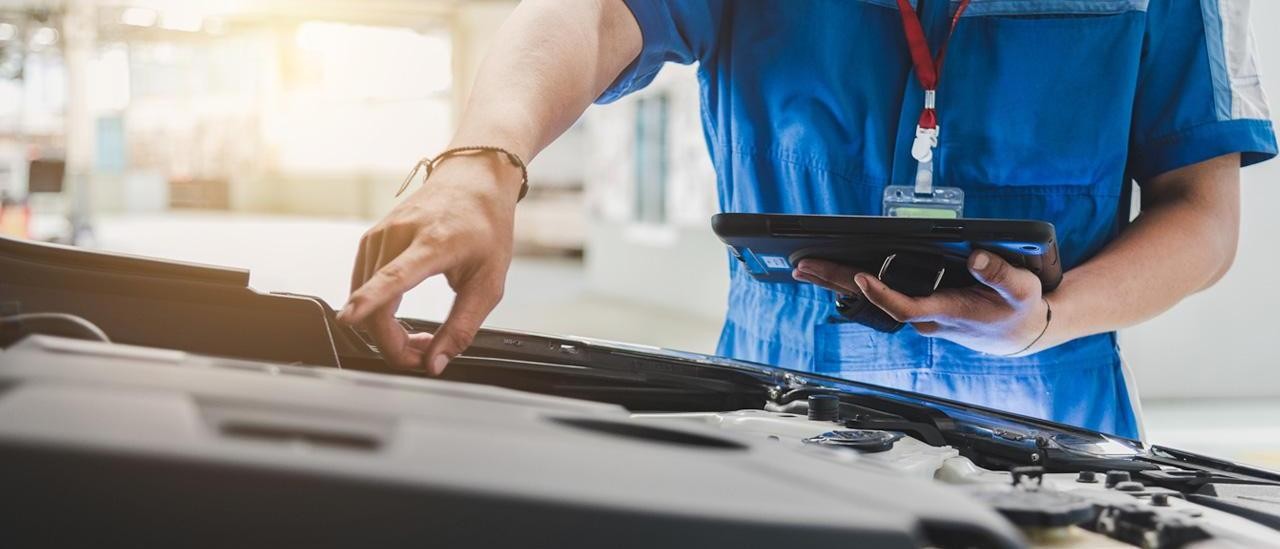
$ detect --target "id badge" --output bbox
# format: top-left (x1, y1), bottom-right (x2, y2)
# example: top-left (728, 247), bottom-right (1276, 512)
top-left (882, 185), bottom-right (964, 219)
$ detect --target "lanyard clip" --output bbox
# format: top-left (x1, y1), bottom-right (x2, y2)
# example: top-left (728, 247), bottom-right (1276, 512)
top-left (911, 125), bottom-right (938, 163)
top-left (912, 125), bottom-right (939, 196)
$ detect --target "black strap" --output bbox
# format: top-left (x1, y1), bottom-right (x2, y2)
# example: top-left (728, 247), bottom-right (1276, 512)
top-left (834, 252), bottom-right (946, 333)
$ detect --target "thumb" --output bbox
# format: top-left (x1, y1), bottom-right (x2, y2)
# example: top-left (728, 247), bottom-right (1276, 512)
top-left (968, 250), bottom-right (1038, 303)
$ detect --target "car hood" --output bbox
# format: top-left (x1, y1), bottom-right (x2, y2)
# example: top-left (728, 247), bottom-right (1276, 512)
top-left (3, 234), bottom-right (1279, 548)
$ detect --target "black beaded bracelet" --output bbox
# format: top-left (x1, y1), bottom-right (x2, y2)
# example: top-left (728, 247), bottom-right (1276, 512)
top-left (396, 146), bottom-right (529, 201)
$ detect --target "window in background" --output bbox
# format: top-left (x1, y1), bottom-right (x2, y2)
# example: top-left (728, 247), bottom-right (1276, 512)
top-left (90, 44), bottom-right (130, 112)
top-left (124, 36), bottom-right (263, 187)
top-left (0, 50), bottom-right (65, 135)
top-left (633, 94), bottom-right (668, 225)
top-left (272, 21), bottom-right (452, 174)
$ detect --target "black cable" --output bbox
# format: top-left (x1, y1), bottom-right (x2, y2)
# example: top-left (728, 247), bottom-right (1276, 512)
top-left (0, 313), bottom-right (111, 343)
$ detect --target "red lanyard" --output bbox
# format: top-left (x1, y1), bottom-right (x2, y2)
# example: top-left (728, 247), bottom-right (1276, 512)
top-left (895, 0), bottom-right (971, 131)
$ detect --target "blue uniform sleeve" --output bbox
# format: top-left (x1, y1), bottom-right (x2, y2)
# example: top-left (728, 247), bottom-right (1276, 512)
top-left (596, 0), bottom-right (724, 104)
top-left (1128, 0), bottom-right (1277, 182)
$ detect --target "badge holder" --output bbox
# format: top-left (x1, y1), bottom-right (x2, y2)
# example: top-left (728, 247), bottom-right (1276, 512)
top-left (883, 185), bottom-right (963, 219)
top-left (835, 120), bottom-right (961, 332)
top-left (883, 123), bottom-right (964, 219)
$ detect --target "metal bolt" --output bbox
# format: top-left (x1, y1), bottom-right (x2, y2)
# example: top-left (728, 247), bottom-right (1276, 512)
top-left (1105, 470), bottom-right (1131, 487)
top-left (1115, 481), bottom-right (1145, 492)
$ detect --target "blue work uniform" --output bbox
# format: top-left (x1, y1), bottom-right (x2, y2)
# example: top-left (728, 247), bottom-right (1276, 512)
top-left (600, 0), bottom-right (1277, 439)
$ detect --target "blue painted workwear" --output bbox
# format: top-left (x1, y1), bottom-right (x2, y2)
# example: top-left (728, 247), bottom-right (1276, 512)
top-left (600, 0), bottom-right (1277, 438)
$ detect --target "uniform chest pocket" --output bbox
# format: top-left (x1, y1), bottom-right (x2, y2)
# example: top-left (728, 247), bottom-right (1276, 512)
top-left (960, 0), bottom-right (1149, 18)
top-left (937, 1), bottom-right (1147, 189)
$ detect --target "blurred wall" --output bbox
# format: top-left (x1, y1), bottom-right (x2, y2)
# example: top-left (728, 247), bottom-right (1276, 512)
top-left (1122, 1), bottom-right (1280, 400)
top-left (244, 22), bottom-right (455, 218)
top-left (582, 64), bottom-right (726, 319)
top-left (78, 3), bottom-right (523, 221)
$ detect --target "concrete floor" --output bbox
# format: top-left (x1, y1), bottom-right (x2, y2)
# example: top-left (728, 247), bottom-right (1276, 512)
top-left (92, 213), bottom-right (1278, 471)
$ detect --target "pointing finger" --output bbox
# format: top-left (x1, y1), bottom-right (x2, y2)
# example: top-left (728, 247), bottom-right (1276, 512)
top-left (349, 237), bottom-right (368, 295)
top-left (853, 273), bottom-right (965, 323)
top-left (364, 231), bottom-right (387, 288)
top-left (854, 273), bottom-right (928, 323)
top-left (793, 269), bottom-right (849, 294)
top-left (795, 259), bottom-right (865, 294)
top-left (339, 248), bottom-right (444, 325)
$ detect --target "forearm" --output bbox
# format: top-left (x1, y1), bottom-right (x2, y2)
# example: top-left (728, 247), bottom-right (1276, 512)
top-left (451, 0), bottom-right (640, 165)
top-left (345, 1), bottom-right (642, 372)
top-left (1037, 154), bottom-right (1241, 350)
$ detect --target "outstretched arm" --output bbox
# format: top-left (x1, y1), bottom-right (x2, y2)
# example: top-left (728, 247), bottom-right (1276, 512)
top-left (338, 0), bottom-right (642, 373)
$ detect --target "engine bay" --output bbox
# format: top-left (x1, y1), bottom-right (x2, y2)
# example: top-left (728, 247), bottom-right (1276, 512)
top-left (3, 235), bottom-right (1280, 548)
top-left (635, 408), bottom-right (1279, 548)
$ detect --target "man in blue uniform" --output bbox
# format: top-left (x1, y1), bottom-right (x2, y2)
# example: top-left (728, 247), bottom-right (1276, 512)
top-left (337, 0), bottom-right (1276, 439)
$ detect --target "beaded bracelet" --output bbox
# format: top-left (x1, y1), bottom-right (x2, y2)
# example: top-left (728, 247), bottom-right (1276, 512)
top-left (396, 146), bottom-right (529, 201)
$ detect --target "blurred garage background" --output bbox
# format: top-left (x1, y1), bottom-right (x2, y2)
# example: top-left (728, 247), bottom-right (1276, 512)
top-left (0, 0), bottom-right (1276, 468)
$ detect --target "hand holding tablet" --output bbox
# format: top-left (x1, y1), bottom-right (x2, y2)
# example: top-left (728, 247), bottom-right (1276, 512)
top-left (712, 214), bottom-right (1061, 333)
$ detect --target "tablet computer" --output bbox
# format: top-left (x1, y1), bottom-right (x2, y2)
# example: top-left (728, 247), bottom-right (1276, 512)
top-left (712, 213), bottom-right (1062, 292)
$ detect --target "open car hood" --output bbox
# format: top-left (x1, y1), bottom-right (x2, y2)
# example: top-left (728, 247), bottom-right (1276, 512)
top-left (2, 234), bottom-right (1278, 548)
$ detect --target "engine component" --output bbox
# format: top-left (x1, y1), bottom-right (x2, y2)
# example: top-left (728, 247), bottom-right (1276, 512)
top-left (967, 488), bottom-right (1096, 528)
top-left (842, 416), bottom-right (947, 447)
top-left (1105, 470), bottom-right (1131, 488)
top-left (807, 394), bottom-right (840, 422)
top-left (803, 429), bottom-right (903, 453)
top-left (1093, 504), bottom-right (1210, 549)
top-left (1188, 483), bottom-right (1280, 530)
top-left (1011, 466), bottom-right (1047, 487)
top-left (1114, 481), bottom-right (1145, 492)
